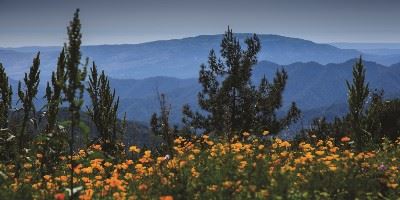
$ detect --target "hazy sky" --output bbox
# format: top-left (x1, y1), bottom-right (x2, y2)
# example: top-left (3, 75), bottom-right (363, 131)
top-left (1, 0), bottom-right (399, 47)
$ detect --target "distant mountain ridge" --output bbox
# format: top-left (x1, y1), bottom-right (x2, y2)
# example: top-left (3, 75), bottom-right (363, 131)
top-left (2, 34), bottom-right (400, 80)
top-left (5, 58), bottom-right (400, 136)
top-left (2, 34), bottom-right (400, 136)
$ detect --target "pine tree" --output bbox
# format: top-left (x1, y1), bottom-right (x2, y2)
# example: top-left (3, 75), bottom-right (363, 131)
top-left (0, 63), bottom-right (12, 129)
top-left (182, 28), bottom-right (300, 138)
top-left (17, 52), bottom-right (41, 141)
top-left (346, 56), bottom-right (369, 149)
top-left (16, 52), bottom-right (41, 176)
top-left (255, 71), bottom-right (301, 134)
top-left (0, 63), bottom-right (13, 162)
top-left (87, 62), bottom-right (122, 156)
top-left (150, 93), bottom-right (177, 155)
top-left (46, 49), bottom-right (67, 133)
top-left (40, 48), bottom-right (68, 175)
top-left (63, 9), bottom-right (87, 199)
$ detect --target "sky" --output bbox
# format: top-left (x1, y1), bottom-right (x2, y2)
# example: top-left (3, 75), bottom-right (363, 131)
top-left (1, 0), bottom-right (399, 47)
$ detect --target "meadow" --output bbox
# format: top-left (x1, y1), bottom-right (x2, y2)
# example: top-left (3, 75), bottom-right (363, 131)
top-left (1, 132), bottom-right (399, 199)
top-left (1, 8), bottom-right (400, 200)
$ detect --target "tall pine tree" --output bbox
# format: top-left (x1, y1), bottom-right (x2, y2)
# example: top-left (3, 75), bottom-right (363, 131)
top-left (87, 62), bottom-right (123, 157)
top-left (63, 9), bottom-right (87, 199)
top-left (346, 56), bottom-right (369, 149)
top-left (40, 48), bottom-right (68, 175)
top-left (182, 28), bottom-right (300, 139)
top-left (16, 52), bottom-right (41, 176)
top-left (0, 63), bottom-right (12, 129)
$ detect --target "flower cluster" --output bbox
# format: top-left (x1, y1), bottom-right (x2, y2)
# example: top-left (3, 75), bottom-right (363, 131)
top-left (0, 135), bottom-right (399, 199)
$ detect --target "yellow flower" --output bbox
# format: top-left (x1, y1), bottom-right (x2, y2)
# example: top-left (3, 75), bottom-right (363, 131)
top-left (387, 183), bottom-right (398, 189)
top-left (305, 152), bottom-right (314, 160)
top-left (206, 140), bottom-right (214, 146)
top-left (207, 185), bottom-right (218, 192)
top-left (262, 130), bottom-right (270, 136)
top-left (82, 167), bottom-right (93, 174)
top-left (222, 181), bottom-right (233, 189)
top-left (191, 167), bottom-right (200, 178)
top-left (242, 132), bottom-right (250, 137)
top-left (104, 162), bottom-right (113, 167)
top-left (23, 163), bottom-right (32, 169)
top-left (280, 151), bottom-right (289, 157)
top-left (129, 146), bottom-right (140, 153)
top-left (238, 161), bottom-right (247, 170)
top-left (236, 154), bottom-right (244, 160)
top-left (279, 141), bottom-right (291, 148)
top-left (144, 150), bottom-right (152, 158)
top-left (192, 149), bottom-right (201, 154)
top-left (315, 150), bottom-right (325, 156)
top-left (329, 165), bottom-right (337, 171)
top-left (188, 154), bottom-right (195, 161)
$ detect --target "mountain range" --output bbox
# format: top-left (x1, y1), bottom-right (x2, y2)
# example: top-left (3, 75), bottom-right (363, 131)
top-left (1, 34), bottom-right (400, 136)
top-left (2, 34), bottom-right (400, 80)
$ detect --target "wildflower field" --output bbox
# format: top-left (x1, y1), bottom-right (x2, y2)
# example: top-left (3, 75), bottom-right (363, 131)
top-left (1, 133), bottom-right (399, 200)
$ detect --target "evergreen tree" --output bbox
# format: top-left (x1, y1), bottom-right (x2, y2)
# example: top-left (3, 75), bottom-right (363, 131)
top-left (40, 48), bottom-right (68, 175)
top-left (150, 93), bottom-right (177, 155)
top-left (87, 62), bottom-right (123, 156)
top-left (182, 28), bottom-right (300, 138)
top-left (0, 63), bottom-right (13, 162)
top-left (17, 52), bottom-right (41, 146)
top-left (0, 63), bottom-right (12, 129)
top-left (346, 56), bottom-right (369, 149)
top-left (255, 71), bottom-right (301, 134)
top-left (16, 52), bottom-right (41, 175)
top-left (63, 9), bottom-right (87, 199)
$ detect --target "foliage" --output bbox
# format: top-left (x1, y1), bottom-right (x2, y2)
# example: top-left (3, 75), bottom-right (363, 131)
top-left (346, 56), bottom-right (370, 149)
top-left (63, 8), bottom-right (88, 197)
top-left (150, 93), bottom-right (178, 155)
top-left (305, 57), bottom-right (400, 148)
top-left (87, 62), bottom-right (124, 157)
top-left (17, 52), bottom-right (41, 148)
top-left (0, 8), bottom-right (399, 200)
top-left (0, 63), bottom-right (13, 161)
top-left (39, 48), bottom-right (69, 176)
top-left (15, 52), bottom-right (41, 176)
top-left (182, 28), bottom-right (300, 139)
top-left (0, 63), bottom-right (12, 129)
top-left (0, 134), bottom-right (399, 199)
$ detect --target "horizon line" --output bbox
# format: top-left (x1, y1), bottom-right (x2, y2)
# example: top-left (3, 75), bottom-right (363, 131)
top-left (2, 33), bottom-right (400, 48)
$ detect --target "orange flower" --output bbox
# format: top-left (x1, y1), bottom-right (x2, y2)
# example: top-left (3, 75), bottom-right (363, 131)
top-left (341, 136), bottom-right (351, 142)
top-left (160, 195), bottom-right (174, 200)
top-left (93, 144), bottom-right (102, 150)
top-left (43, 175), bottom-right (51, 181)
top-left (59, 175), bottom-right (68, 182)
top-left (138, 184), bottom-right (148, 191)
top-left (54, 193), bottom-right (65, 200)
